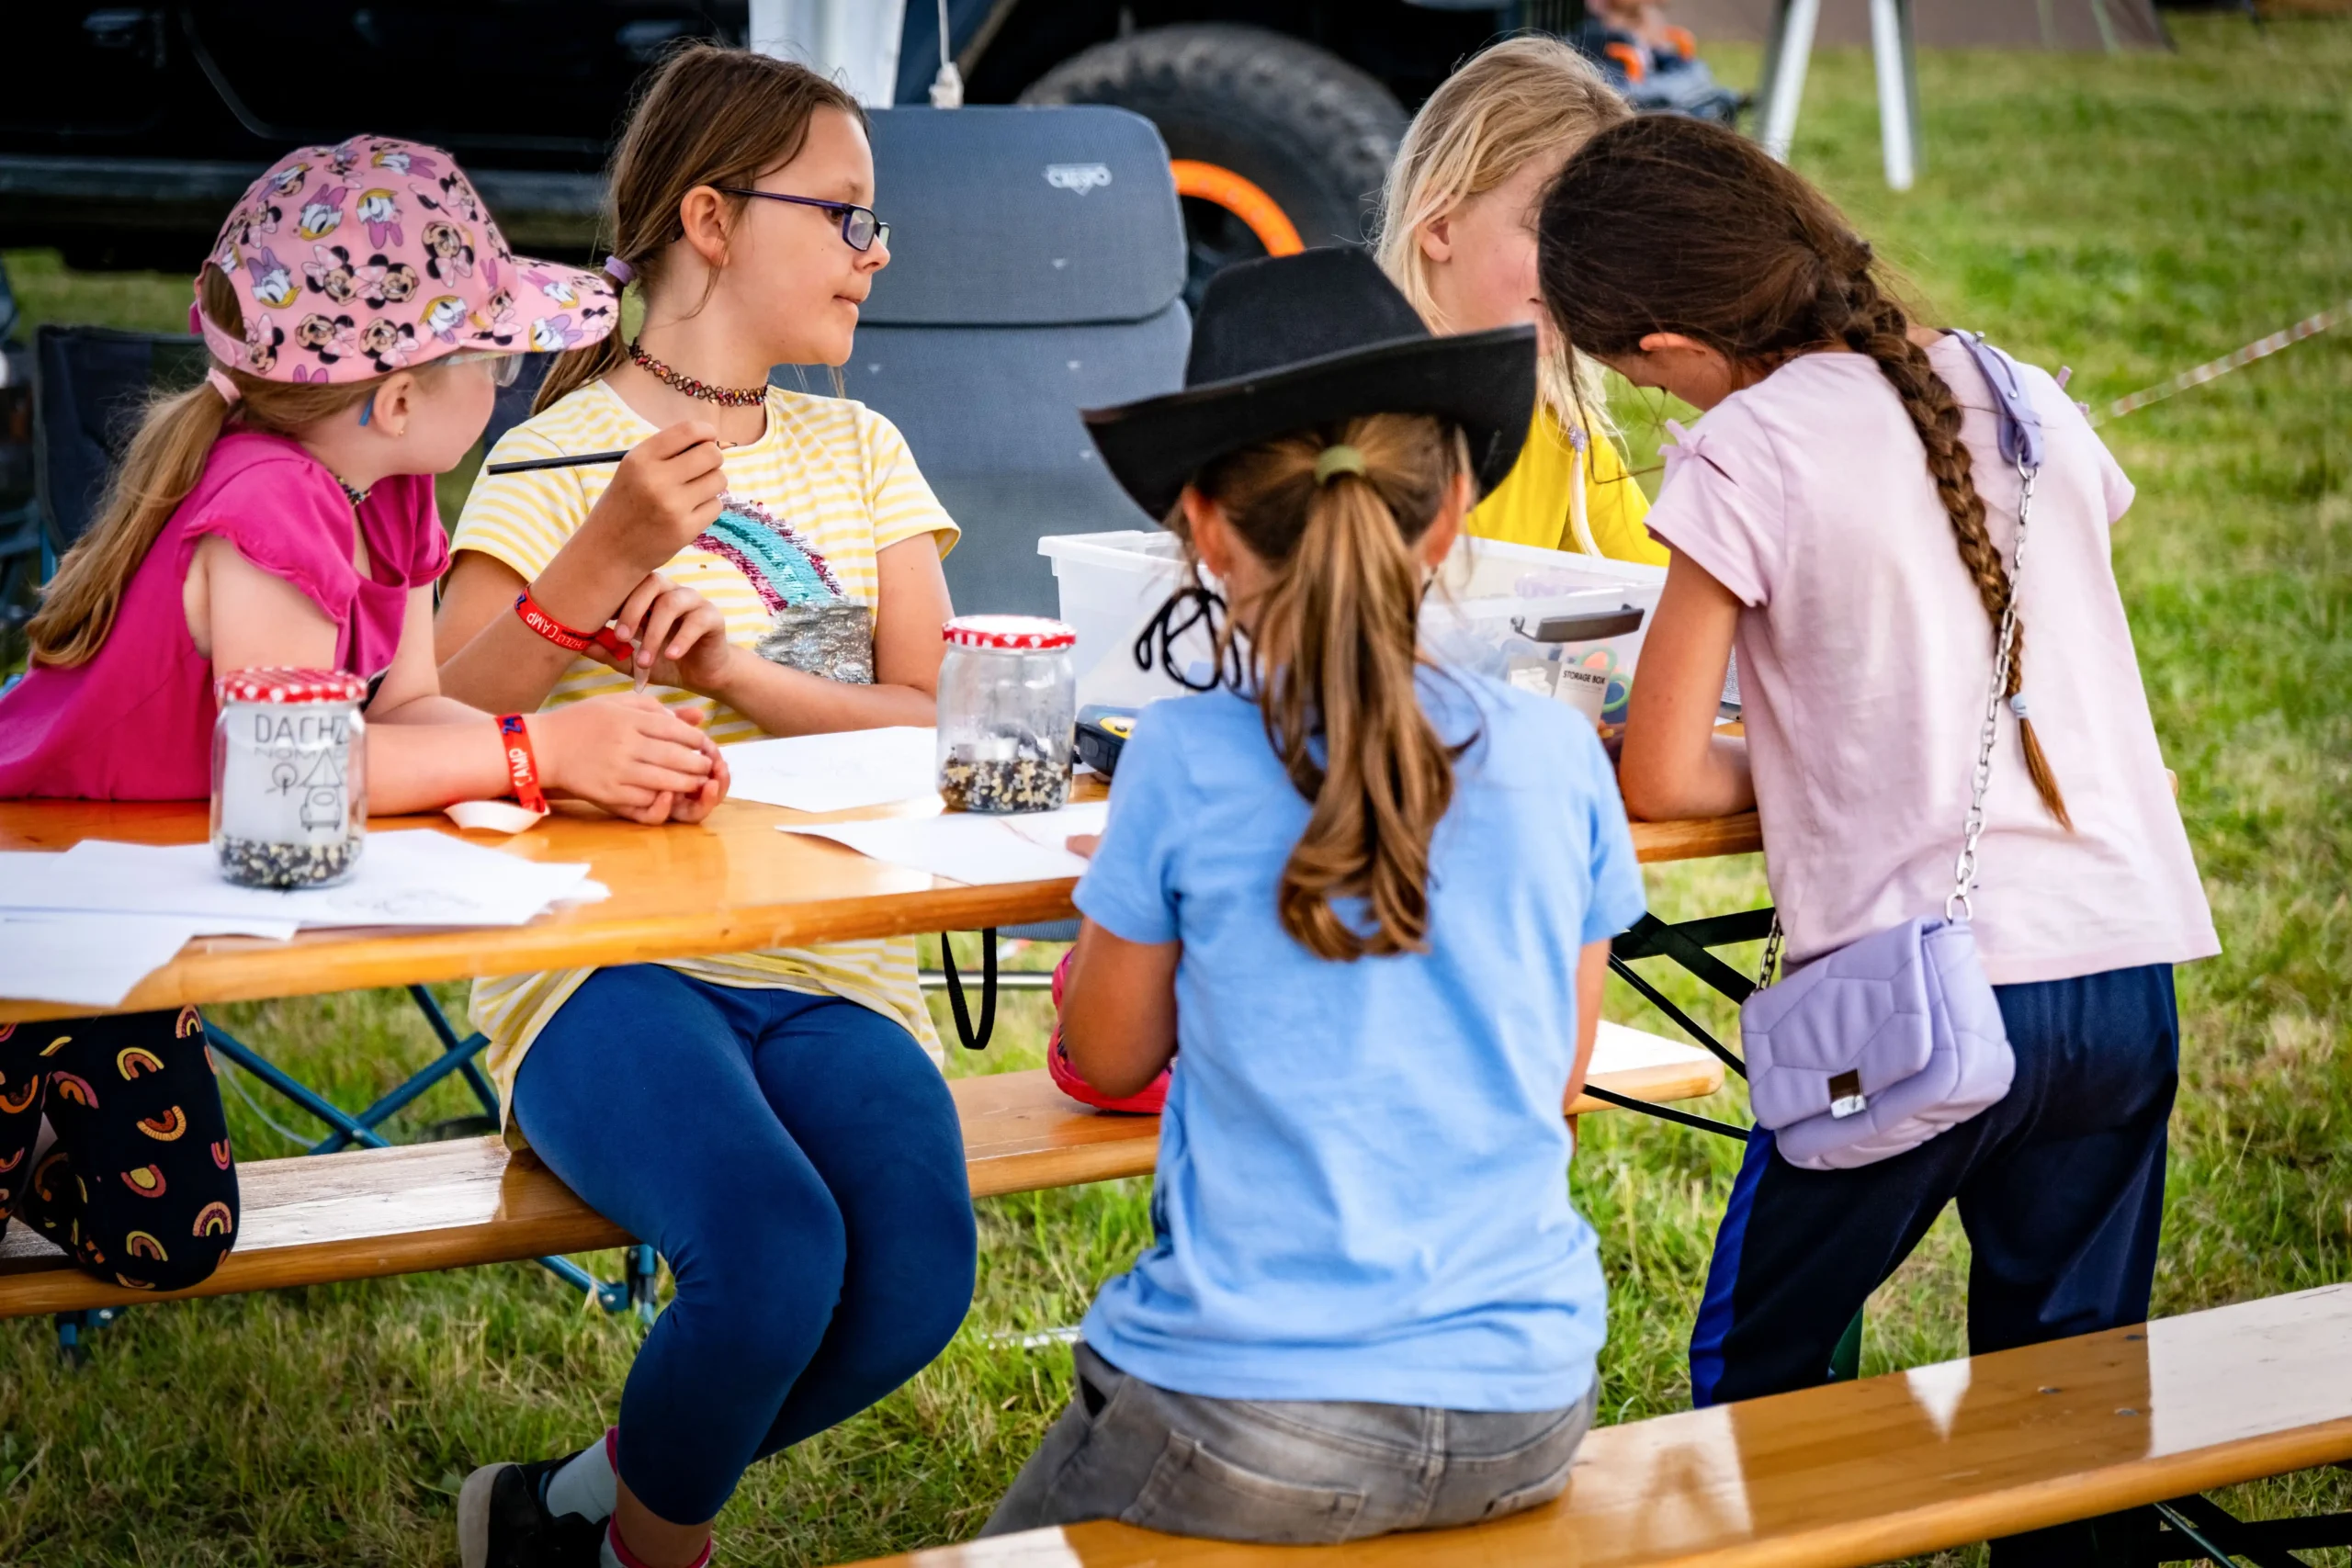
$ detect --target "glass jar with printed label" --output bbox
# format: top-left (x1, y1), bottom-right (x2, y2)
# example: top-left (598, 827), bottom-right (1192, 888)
top-left (211, 667), bottom-right (368, 888)
top-left (936, 616), bottom-right (1077, 814)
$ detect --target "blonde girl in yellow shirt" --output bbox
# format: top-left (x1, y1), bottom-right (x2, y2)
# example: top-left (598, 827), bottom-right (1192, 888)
top-left (431, 46), bottom-right (969, 1568)
top-left (1374, 36), bottom-right (1667, 566)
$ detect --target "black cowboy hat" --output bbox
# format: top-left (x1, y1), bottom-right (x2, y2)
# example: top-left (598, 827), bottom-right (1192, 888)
top-left (1083, 247), bottom-right (1538, 520)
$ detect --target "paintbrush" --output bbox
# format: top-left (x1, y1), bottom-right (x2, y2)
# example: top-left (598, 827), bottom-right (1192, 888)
top-left (482, 449), bottom-right (632, 475)
top-left (484, 435), bottom-right (738, 476)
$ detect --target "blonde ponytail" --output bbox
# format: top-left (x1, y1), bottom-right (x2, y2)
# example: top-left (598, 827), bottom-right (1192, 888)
top-left (28, 381), bottom-right (232, 667)
top-left (1189, 412), bottom-right (1469, 960)
top-left (28, 264), bottom-right (384, 667)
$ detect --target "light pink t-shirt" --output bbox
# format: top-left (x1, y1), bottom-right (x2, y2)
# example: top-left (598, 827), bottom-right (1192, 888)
top-left (1643, 336), bottom-right (2217, 986)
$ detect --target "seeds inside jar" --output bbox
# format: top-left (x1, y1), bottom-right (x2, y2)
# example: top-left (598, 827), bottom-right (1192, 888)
top-left (217, 834), bottom-right (363, 890)
top-left (939, 731), bottom-right (1072, 814)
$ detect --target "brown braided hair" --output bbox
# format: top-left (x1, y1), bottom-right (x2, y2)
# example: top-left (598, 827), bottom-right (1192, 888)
top-left (1534, 115), bottom-right (2069, 828)
top-left (1179, 413), bottom-right (1472, 960)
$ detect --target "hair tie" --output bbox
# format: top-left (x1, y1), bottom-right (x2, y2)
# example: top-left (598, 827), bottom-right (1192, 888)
top-left (1313, 445), bottom-right (1367, 486)
top-left (205, 366), bottom-right (243, 405)
top-left (603, 254), bottom-right (635, 285)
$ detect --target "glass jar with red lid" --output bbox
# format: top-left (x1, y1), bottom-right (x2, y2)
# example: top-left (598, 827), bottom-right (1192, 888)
top-left (212, 667), bottom-right (368, 888)
top-left (936, 615), bottom-right (1077, 813)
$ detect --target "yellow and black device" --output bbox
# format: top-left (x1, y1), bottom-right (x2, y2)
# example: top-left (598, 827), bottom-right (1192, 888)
top-left (1076, 705), bottom-right (1139, 780)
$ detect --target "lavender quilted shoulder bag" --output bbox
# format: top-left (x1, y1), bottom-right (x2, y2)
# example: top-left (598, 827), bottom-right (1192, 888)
top-left (1737, 333), bottom-right (2046, 1172)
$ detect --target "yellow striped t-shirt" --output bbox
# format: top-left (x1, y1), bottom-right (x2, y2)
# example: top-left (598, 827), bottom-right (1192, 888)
top-left (451, 379), bottom-right (959, 1128)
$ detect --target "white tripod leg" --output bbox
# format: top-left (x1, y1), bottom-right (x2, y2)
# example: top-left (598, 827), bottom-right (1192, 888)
top-left (1759, 0), bottom-right (1822, 164)
top-left (1871, 0), bottom-right (1920, 191)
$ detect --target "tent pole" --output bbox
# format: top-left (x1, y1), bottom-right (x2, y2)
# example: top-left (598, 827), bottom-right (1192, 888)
top-left (1871, 0), bottom-right (1919, 189)
top-left (1758, 0), bottom-right (1821, 163)
top-left (2089, 0), bottom-right (2123, 54)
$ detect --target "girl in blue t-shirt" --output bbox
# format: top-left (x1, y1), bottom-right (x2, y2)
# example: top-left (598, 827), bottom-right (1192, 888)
top-left (983, 247), bottom-right (1646, 1546)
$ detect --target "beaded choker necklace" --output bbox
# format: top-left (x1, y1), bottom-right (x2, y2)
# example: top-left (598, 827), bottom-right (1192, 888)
top-left (335, 478), bottom-right (370, 508)
top-left (627, 339), bottom-right (768, 408)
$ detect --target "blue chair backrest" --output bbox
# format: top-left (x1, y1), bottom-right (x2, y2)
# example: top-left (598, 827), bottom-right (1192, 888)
top-left (33, 324), bottom-right (207, 556)
top-left (795, 105), bottom-right (1189, 618)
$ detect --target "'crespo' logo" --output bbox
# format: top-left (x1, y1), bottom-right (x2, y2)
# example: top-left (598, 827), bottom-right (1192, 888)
top-left (1044, 164), bottom-right (1114, 195)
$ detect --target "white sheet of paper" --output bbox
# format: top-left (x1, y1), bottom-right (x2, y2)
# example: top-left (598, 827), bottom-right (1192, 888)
top-left (721, 728), bottom-right (939, 814)
top-left (1002, 800), bottom-right (1108, 850)
top-left (2, 833), bottom-right (591, 930)
top-left (781, 805), bottom-right (1100, 886)
top-left (0, 852), bottom-right (300, 939)
top-left (1589, 1021), bottom-right (1713, 1075)
top-left (0, 913), bottom-right (207, 1009)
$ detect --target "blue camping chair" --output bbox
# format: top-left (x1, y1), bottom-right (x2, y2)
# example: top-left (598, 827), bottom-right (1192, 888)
top-left (0, 261), bottom-right (39, 635)
top-left (807, 103), bottom-right (1189, 619)
top-left (27, 323), bottom-right (654, 1330)
top-left (791, 105), bottom-right (1189, 974)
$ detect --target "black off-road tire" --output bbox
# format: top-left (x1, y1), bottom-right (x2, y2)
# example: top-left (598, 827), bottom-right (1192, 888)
top-left (1018, 24), bottom-right (1408, 305)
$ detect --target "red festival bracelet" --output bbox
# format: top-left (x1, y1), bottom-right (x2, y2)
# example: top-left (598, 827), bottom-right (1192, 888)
top-left (496, 713), bottom-right (548, 814)
top-left (514, 587), bottom-right (629, 657)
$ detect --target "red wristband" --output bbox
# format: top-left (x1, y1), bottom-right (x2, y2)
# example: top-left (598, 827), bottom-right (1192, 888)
top-left (514, 588), bottom-right (629, 657)
top-left (496, 713), bottom-right (548, 814)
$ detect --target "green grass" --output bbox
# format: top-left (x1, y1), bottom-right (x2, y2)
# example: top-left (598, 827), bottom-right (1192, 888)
top-left (6, 15), bottom-right (2351, 1562)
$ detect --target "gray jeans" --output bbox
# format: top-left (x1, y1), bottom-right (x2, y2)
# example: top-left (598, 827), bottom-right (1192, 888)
top-left (981, 1342), bottom-right (1597, 1545)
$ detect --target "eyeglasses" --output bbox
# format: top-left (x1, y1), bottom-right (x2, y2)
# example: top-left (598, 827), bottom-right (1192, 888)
top-left (444, 348), bottom-right (524, 388)
top-left (717, 188), bottom-right (890, 253)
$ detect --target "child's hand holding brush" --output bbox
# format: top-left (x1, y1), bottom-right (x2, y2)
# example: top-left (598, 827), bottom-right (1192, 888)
top-left (583, 573), bottom-right (739, 696)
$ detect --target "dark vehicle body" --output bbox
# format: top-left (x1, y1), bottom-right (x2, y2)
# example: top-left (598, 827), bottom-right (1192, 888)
top-left (0, 3), bottom-right (1569, 276)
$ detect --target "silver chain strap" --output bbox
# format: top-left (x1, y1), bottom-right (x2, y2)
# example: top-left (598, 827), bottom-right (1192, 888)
top-left (1754, 456), bottom-right (2038, 986)
top-left (1947, 457), bottom-right (2037, 921)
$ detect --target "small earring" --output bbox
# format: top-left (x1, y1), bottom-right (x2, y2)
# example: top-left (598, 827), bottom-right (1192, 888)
top-left (357, 396), bottom-right (373, 427)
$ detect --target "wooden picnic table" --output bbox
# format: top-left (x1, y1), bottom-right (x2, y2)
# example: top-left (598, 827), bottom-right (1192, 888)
top-left (0, 792), bottom-right (1760, 1024)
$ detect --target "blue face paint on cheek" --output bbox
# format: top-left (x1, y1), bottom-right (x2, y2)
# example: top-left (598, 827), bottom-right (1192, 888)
top-left (358, 395), bottom-right (373, 427)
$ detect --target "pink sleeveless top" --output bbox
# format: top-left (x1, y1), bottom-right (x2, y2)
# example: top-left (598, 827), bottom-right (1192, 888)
top-left (0, 433), bottom-right (448, 800)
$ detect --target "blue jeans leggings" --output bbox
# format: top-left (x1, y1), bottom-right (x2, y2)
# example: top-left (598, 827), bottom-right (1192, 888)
top-left (512, 965), bottom-right (977, 1525)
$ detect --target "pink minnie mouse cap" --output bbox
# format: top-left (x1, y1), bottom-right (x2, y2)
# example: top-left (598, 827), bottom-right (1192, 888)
top-left (194, 133), bottom-right (616, 385)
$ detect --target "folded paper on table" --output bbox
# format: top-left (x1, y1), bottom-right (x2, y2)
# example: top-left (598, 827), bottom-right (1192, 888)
top-left (446, 798), bottom-right (549, 834)
top-left (0, 914), bottom-right (211, 1009)
top-left (0, 833), bottom-right (593, 931)
top-left (780, 801), bottom-right (1108, 886)
top-left (723, 727), bottom-right (939, 814)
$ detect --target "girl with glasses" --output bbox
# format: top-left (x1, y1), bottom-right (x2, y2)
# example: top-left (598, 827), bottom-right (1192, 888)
top-left (433, 44), bottom-right (972, 1568)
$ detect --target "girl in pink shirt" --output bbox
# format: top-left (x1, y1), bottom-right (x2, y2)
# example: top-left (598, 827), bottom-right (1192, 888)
top-left (0, 136), bottom-right (724, 1297)
top-left (1540, 118), bottom-right (2212, 1568)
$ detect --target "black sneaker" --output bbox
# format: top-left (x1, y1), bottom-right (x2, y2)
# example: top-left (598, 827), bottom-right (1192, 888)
top-left (458, 1450), bottom-right (608, 1568)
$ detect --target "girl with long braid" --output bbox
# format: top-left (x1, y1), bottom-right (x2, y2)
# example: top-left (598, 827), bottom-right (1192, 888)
top-left (1539, 117), bottom-right (2215, 1565)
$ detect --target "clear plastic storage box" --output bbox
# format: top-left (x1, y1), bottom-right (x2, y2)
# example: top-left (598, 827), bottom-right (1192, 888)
top-left (1040, 529), bottom-right (1665, 720)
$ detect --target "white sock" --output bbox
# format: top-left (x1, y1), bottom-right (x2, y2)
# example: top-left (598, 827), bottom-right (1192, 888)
top-left (543, 1427), bottom-right (619, 1522)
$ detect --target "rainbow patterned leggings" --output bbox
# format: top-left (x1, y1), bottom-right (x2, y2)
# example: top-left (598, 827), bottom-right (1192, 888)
top-left (0, 1007), bottom-right (240, 1292)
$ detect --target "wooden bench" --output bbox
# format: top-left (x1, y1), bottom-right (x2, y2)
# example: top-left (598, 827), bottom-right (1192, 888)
top-left (0, 1036), bottom-right (1724, 1320)
top-left (835, 1282), bottom-right (2352, 1568)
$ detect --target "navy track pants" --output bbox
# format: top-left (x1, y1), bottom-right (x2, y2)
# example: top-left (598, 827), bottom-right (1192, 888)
top-left (1690, 963), bottom-right (2180, 1565)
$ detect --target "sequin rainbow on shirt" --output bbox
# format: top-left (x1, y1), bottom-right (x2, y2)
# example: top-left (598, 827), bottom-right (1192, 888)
top-left (696, 494), bottom-right (845, 614)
